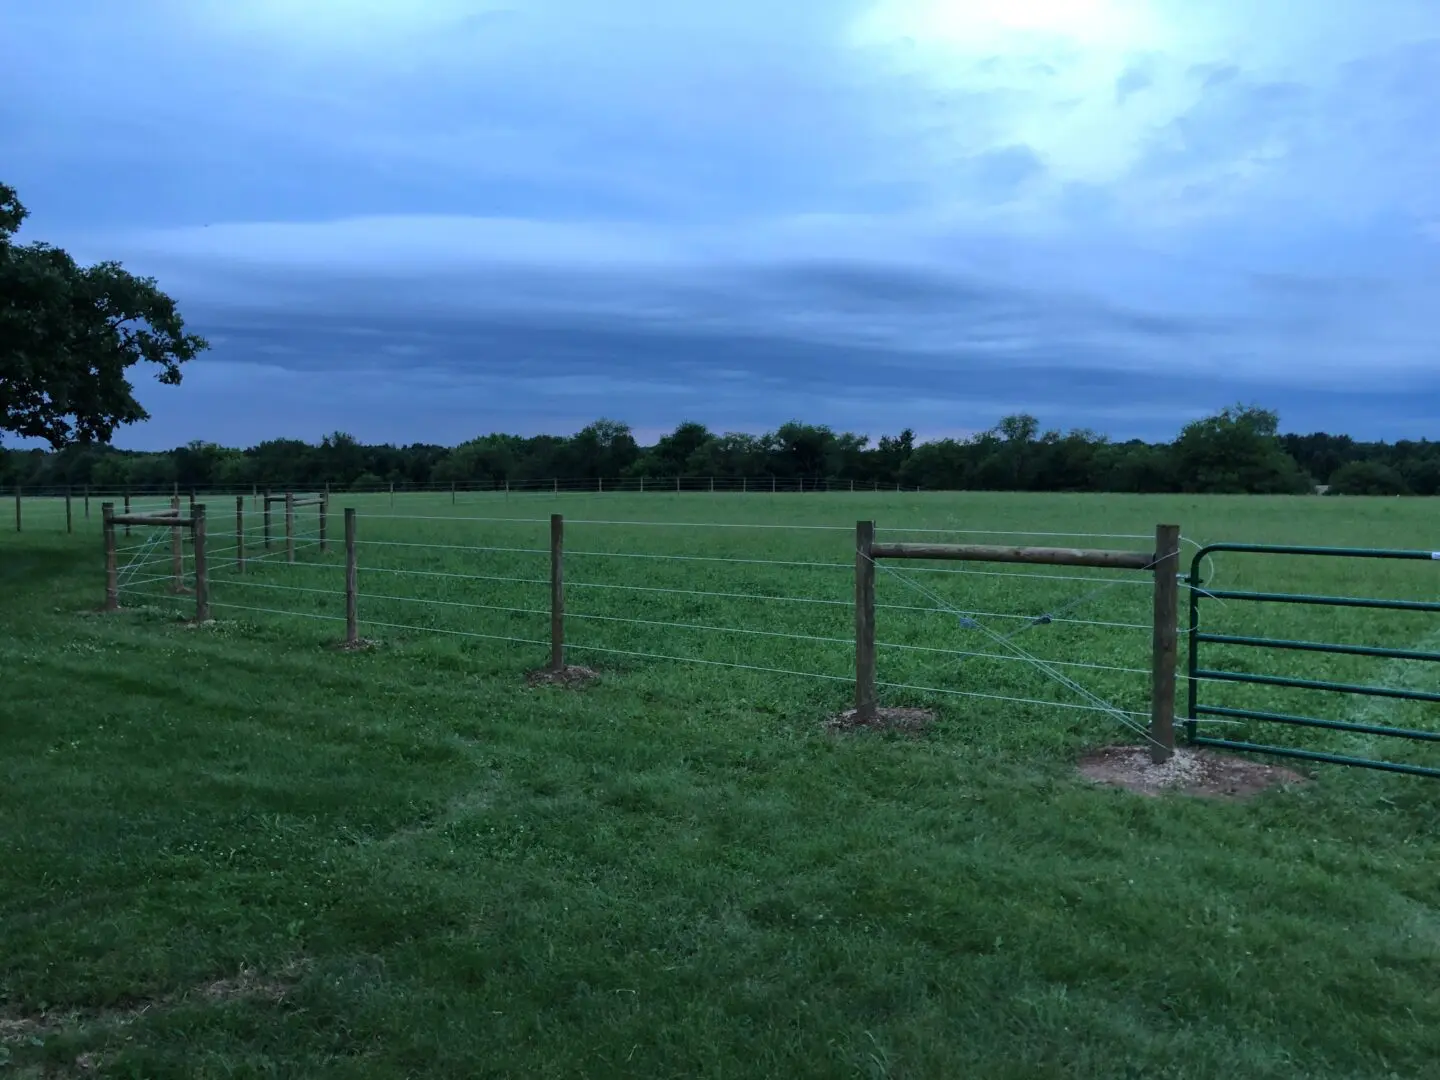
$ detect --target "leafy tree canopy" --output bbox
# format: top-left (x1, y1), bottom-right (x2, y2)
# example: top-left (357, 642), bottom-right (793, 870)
top-left (0, 181), bottom-right (208, 449)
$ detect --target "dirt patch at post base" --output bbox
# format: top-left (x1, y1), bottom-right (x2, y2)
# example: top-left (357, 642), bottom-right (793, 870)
top-left (1078, 744), bottom-right (1306, 799)
top-left (330, 637), bottom-right (380, 652)
top-left (826, 706), bottom-right (937, 736)
top-left (527, 664), bottom-right (599, 689)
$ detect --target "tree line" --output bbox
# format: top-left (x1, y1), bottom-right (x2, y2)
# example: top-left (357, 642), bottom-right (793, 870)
top-left (3, 406), bottom-right (1436, 496)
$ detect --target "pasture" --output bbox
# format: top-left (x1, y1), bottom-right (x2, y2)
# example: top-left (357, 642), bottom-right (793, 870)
top-left (2, 491), bottom-right (1438, 1077)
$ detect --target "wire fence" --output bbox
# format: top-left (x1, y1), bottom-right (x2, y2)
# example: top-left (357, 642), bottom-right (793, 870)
top-left (56, 490), bottom-right (1440, 773)
top-left (97, 506), bottom-right (1201, 744)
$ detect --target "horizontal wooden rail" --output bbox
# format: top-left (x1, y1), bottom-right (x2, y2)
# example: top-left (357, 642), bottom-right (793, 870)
top-left (112, 514), bottom-right (197, 527)
top-left (868, 542), bottom-right (1156, 571)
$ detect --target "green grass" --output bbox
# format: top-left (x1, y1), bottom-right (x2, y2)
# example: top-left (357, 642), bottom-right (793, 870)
top-left (3, 491), bottom-right (1439, 1077)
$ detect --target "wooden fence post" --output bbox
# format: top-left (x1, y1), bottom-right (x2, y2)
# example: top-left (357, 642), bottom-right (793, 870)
top-left (319, 493), bottom-right (329, 553)
top-left (84, 485), bottom-right (90, 520)
top-left (1150, 524), bottom-right (1182, 763)
top-left (285, 492), bottom-right (296, 564)
top-left (451, 481), bottom-right (456, 505)
top-left (855, 520), bottom-right (877, 722)
top-left (193, 505), bottom-right (210, 622)
top-left (551, 513), bottom-right (565, 672)
top-left (102, 503), bottom-right (118, 611)
top-left (123, 490), bottom-right (131, 536)
top-left (263, 489), bottom-right (272, 548)
top-left (236, 496), bottom-right (246, 573)
top-left (344, 508), bottom-right (358, 645)
top-left (170, 496), bottom-right (183, 592)
top-left (65, 487), bottom-right (73, 534)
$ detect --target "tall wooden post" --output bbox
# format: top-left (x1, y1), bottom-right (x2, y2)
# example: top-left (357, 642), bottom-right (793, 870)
top-left (170, 496), bottom-right (183, 592)
top-left (123, 491), bottom-right (131, 536)
top-left (451, 481), bottom-right (456, 505)
top-left (193, 505), bottom-right (210, 622)
top-left (550, 513), bottom-right (565, 672)
top-left (236, 496), bottom-right (246, 573)
top-left (285, 492), bottom-right (296, 564)
top-left (102, 503), bottom-right (118, 611)
top-left (855, 520), bottom-right (877, 722)
top-left (65, 487), bottom-right (73, 533)
top-left (263, 489), bottom-right (272, 549)
top-left (1150, 524), bottom-right (1182, 763)
top-left (84, 485), bottom-right (90, 520)
top-left (318, 494), bottom-right (329, 553)
top-left (344, 508), bottom-right (358, 645)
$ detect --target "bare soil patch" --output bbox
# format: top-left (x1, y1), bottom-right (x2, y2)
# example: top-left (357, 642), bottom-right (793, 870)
top-left (826, 706), bottom-right (938, 736)
top-left (0, 961), bottom-right (306, 1056)
top-left (330, 637), bottom-right (380, 652)
top-left (1078, 744), bottom-right (1306, 799)
top-left (527, 664), bottom-right (600, 689)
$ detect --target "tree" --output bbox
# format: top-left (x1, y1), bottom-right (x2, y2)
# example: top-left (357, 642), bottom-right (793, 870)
top-left (1327, 460), bottom-right (1410, 496)
top-left (0, 181), bottom-right (208, 448)
top-left (1170, 405), bottom-right (1312, 495)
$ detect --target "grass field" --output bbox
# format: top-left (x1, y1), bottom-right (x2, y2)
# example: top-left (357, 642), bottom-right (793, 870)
top-left (3, 491), bottom-right (1439, 1077)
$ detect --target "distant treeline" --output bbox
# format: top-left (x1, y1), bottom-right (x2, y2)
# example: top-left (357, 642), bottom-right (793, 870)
top-left (1, 406), bottom-right (1436, 496)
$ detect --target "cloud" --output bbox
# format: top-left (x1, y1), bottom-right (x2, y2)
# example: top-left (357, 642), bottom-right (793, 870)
top-left (1115, 63), bottom-right (1154, 103)
top-left (3, 0), bottom-right (1440, 450)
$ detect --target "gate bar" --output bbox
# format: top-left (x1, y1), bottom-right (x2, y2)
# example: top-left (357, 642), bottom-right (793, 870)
top-left (1198, 588), bottom-right (1440, 613)
top-left (1194, 632), bottom-right (1440, 663)
top-left (1189, 737), bottom-right (1440, 780)
top-left (1192, 541), bottom-right (1440, 562)
top-left (1196, 704), bottom-right (1440, 743)
top-left (1194, 668), bottom-right (1440, 704)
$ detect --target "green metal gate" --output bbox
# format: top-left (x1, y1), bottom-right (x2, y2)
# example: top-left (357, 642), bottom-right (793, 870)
top-left (1186, 542), bottom-right (1440, 778)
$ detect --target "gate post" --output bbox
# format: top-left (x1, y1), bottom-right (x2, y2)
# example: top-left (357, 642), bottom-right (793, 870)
top-left (1149, 524), bottom-right (1181, 763)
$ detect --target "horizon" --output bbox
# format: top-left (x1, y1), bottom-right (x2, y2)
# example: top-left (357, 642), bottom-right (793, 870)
top-left (5, 1), bottom-right (1440, 450)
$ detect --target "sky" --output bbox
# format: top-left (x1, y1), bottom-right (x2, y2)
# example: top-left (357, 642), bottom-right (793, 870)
top-left (4, 0), bottom-right (1440, 450)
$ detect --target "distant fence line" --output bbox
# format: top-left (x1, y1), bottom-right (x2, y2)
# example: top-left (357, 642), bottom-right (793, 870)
top-left (7, 475), bottom-right (919, 502)
top-left (8, 477), bottom-right (923, 532)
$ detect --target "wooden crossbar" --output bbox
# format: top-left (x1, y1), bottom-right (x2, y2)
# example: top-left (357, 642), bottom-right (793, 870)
top-left (868, 542), bottom-right (1156, 571)
top-left (112, 514), bottom-right (196, 527)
